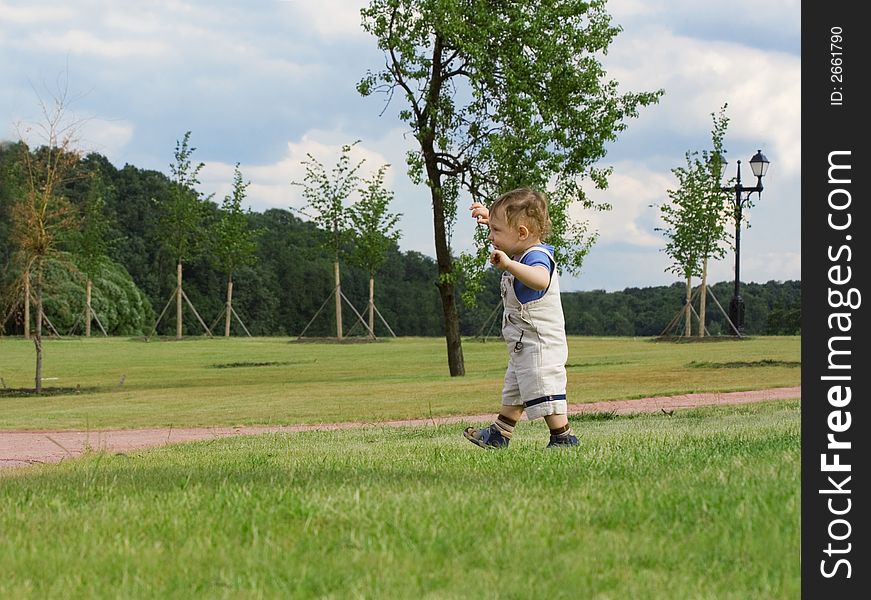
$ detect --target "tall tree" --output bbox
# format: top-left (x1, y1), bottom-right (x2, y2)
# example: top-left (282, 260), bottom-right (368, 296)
top-left (212, 163), bottom-right (258, 336)
top-left (657, 105), bottom-right (731, 336)
top-left (155, 131), bottom-right (212, 339)
top-left (347, 163), bottom-right (402, 337)
top-left (291, 142), bottom-right (363, 340)
top-left (69, 171), bottom-right (114, 336)
top-left (658, 152), bottom-right (703, 336)
top-left (8, 84), bottom-right (82, 391)
top-left (359, 0), bottom-right (663, 375)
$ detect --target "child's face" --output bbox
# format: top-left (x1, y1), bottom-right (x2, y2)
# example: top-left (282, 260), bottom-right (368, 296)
top-left (488, 207), bottom-right (529, 256)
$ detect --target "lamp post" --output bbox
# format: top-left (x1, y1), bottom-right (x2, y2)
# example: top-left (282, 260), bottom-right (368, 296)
top-left (721, 149), bottom-right (770, 335)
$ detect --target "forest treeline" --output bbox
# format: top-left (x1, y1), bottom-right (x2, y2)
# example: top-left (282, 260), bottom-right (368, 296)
top-left (1, 145), bottom-right (800, 338)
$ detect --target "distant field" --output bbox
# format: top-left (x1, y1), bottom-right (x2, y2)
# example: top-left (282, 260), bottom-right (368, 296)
top-left (0, 336), bottom-right (800, 431)
top-left (0, 400), bottom-right (800, 599)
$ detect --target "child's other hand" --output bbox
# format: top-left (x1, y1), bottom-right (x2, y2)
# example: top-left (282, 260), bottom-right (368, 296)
top-left (490, 249), bottom-right (511, 270)
top-left (469, 202), bottom-right (489, 225)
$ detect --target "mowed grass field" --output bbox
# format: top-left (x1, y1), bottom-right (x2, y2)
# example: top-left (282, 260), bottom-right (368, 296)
top-left (1, 401), bottom-right (799, 599)
top-left (0, 337), bottom-right (800, 598)
top-left (0, 336), bottom-right (799, 430)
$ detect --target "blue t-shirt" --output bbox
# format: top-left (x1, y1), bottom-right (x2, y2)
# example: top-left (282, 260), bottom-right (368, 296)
top-left (513, 244), bottom-right (555, 304)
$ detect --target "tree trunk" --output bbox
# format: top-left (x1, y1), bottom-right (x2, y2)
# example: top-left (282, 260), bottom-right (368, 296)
top-left (225, 274), bottom-right (233, 337)
top-left (421, 33), bottom-right (464, 376)
top-left (334, 260), bottom-right (343, 340)
top-left (368, 274), bottom-right (375, 339)
top-left (176, 261), bottom-right (183, 339)
top-left (684, 276), bottom-right (692, 337)
top-left (426, 166), bottom-right (464, 376)
top-left (23, 269), bottom-right (30, 340)
top-left (85, 277), bottom-right (92, 337)
top-left (34, 262), bottom-right (43, 393)
top-left (698, 257), bottom-right (708, 338)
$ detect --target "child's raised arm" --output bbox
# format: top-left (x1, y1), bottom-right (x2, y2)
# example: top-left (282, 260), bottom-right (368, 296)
top-left (469, 202), bottom-right (489, 225)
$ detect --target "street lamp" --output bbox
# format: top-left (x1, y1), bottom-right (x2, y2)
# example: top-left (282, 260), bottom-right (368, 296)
top-left (720, 149), bottom-right (770, 335)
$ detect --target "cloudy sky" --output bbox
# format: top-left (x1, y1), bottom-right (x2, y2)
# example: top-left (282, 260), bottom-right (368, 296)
top-left (0, 0), bottom-right (800, 292)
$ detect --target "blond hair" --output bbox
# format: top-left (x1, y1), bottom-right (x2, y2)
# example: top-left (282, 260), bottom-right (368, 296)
top-left (489, 187), bottom-right (552, 240)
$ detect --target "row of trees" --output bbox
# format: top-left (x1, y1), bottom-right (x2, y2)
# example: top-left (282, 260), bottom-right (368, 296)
top-left (0, 133), bottom-right (800, 343)
top-left (140, 132), bottom-right (403, 343)
top-left (561, 280), bottom-right (800, 337)
top-left (0, 82), bottom-right (402, 390)
top-left (1, 128), bottom-right (402, 332)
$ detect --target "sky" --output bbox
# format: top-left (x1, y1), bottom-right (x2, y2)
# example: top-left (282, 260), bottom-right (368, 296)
top-left (0, 0), bottom-right (800, 292)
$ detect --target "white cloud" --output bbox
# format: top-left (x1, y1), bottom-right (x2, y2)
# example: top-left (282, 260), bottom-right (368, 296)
top-left (704, 249), bottom-right (801, 286)
top-left (575, 164), bottom-right (674, 249)
top-left (79, 118), bottom-right (134, 161)
top-left (283, 0), bottom-right (367, 38)
top-left (606, 27), bottom-right (800, 173)
top-left (35, 29), bottom-right (168, 58)
top-left (199, 130), bottom-right (396, 214)
top-left (609, 0), bottom-right (800, 38)
top-left (0, 1), bottom-right (74, 23)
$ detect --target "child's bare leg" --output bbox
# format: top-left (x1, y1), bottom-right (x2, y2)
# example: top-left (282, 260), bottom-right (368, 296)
top-left (487, 404), bottom-right (523, 442)
top-left (543, 413), bottom-right (568, 429)
top-left (499, 405), bottom-right (524, 422)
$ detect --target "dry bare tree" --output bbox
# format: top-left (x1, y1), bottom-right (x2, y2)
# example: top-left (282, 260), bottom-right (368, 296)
top-left (9, 80), bottom-right (83, 391)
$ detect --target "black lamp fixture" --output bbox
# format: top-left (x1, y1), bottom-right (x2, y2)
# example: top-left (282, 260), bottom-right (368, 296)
top-left (721, 149), bottom-right (770, 335)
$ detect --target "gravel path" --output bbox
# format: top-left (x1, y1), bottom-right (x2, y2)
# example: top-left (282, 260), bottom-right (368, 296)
top-left (0, 386), bottom-right (800, 470)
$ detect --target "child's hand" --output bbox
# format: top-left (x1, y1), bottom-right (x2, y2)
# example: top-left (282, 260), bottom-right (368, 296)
top-left (490, 249), bottom-right (511, 270)
top-left (469, 202), bottom-right (489, 225)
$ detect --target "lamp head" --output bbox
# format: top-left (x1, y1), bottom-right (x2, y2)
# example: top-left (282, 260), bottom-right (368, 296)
top-left (749, 150), bottom-right (769, 178)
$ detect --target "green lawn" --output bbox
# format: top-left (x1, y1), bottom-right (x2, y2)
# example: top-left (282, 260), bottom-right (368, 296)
top-left (0, 336), bottom-right (800, 430)
top-left (0, 400), bottom-right (800, 599)
top-left (0, 337), bottom-right (801, 598)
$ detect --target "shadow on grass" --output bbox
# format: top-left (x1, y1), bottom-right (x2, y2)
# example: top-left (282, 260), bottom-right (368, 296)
top-left (0, 386), bottom-right (98, 398)
top-left (687, 359), bottom-right (800, 368)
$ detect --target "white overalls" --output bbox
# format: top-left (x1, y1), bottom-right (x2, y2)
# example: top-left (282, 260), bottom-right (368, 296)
top-left (500, 245), bottom-right (569, 420)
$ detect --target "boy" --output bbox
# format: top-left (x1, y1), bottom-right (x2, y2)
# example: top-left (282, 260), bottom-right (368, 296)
top-left (464, 187), bottom-right (579, 449)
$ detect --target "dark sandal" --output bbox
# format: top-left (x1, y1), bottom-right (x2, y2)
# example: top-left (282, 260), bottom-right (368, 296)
top-left (463, 424), bottom-right (509, 449)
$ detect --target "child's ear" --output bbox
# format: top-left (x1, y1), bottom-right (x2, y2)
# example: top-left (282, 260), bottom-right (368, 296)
top-left (518, 225), bottom-right (530, 240)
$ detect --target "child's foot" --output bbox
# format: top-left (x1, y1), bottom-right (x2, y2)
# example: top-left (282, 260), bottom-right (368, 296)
top-left (463, 424), bottom-right (510, 449)
top-left (546, 433), bottom-right (579, 448)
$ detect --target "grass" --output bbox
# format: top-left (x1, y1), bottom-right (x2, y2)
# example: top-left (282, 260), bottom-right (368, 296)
top-left (0, 336), bottom-right (800, 430)
top-left (0, 337), bottom-right (801, 597)
top-left (0, 399), bottom-right (800, 599)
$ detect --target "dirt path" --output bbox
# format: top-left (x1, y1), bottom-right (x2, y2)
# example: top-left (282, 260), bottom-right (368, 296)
top-left (0, 386), bottom-right (800, 470)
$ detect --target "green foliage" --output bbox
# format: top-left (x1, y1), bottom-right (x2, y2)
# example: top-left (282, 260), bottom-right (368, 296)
top-left (347, 163), bottom-right (402, 275)
top-left (0, 146), bottom-right (801, 340)
top-left (40, 256), bottom-right (154, 335)
top-left (212, 163), bottom-right (259, 275)
top-left (563, 280), bottom-right (801, 336)
top-left (156, 131), bottom-right (212, 263)
top-left (657, 104), bottom-right (732, 279)
top-left (360, 0), bottom-right (662, 199)
top-left (291, 141), bottom-right (364, 260)
top-left (65, 165), bottom-right (115, 278)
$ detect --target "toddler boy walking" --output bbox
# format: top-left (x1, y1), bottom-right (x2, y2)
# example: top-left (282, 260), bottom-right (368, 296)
top-left (463, 187), bottom-right (578, 449)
